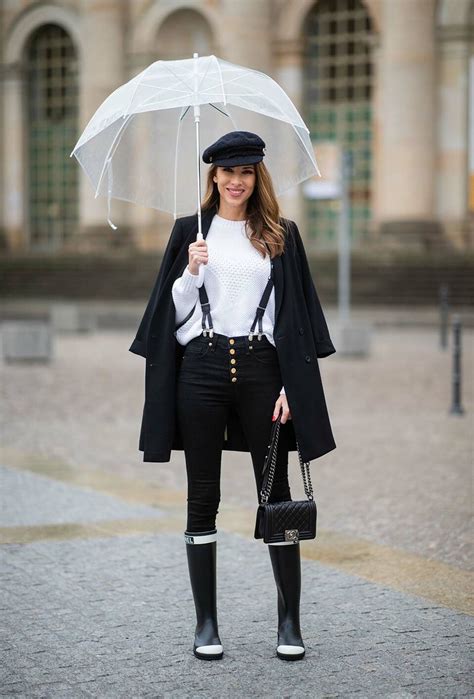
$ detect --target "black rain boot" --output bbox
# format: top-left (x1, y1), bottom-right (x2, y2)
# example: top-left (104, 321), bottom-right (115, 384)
top-left (185, 529), bottom-right (223, 660)
top-left (268, 541), bottom-right (305, 660)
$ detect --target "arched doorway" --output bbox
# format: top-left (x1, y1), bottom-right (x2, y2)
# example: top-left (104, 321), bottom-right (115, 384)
top-left (156, 9), bottom-right (214, 60)
top-left (25, 23), bottom-right (79, 251)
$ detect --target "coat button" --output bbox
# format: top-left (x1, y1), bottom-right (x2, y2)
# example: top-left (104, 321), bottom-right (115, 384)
top-left (299, 328), bottom-right (304, 335)
top-left (305, 355), bottom-right (311, 363)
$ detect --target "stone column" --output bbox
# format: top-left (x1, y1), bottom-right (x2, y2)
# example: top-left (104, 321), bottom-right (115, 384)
top-left (122, 51), bottom-right (167, 253)
top-left (217, 1), bottom-right (306, 225)
top-left (76, 0), bottom-right (126, 249)
top-left (219, 0), bottom-right (272, 72)
top-left (2, 63), bottom-right (25, 250)
top-left (375, 0), bottom-right (438, 246)
top-left (436, 29), bottom-right (470, 248)
top-left (272, 38), bottom-right (306, 229)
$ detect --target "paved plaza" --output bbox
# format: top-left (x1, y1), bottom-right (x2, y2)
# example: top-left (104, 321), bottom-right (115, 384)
top-left (1, 304), bottom-right (473, 697)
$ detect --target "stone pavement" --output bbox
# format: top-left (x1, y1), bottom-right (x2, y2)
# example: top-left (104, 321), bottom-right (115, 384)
top-left (1, 463), bottom-right (472, 698)
top-left (1, 308), bottom-right (473, 697)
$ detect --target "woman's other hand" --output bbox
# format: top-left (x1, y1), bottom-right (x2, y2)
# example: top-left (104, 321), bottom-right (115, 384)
top-left (188, 239), bottom-right (208, 275)
top-left (272, 394), bottom-right (292, 424)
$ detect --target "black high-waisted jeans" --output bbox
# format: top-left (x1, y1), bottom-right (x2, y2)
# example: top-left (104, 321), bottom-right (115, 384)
top-left (176, 331), bottom-right (292, 532)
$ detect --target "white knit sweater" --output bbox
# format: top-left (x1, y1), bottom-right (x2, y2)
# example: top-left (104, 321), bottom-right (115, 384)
top-left (171, 213), bottom-right (285, 396)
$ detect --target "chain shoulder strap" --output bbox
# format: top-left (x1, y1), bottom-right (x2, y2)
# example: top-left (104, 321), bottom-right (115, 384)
top-left (259, 414), bottom-right (314, 504)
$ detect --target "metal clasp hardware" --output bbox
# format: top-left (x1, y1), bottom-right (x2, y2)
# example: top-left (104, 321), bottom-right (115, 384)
top-left (285, 529), bottom-right (299, 542)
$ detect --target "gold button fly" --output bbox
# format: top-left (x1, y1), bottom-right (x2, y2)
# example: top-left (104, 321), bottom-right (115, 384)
top-left (231, 368), bottom-right (236, 374)
top-left (229, 338), bottom-right (235, 345)
top-left (229, 348), bottom-right (235, 355)
top-left (231, 377), bottom-right (237, 382)
top-left (230, 358), bottom-right (236, 365)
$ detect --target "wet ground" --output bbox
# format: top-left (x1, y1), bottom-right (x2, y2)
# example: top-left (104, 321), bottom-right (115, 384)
top-left (1, 305), bottom-right (472, 697)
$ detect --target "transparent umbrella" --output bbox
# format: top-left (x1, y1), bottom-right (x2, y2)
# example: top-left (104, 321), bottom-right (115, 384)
top-left (70, 53), bottom-right (320, 234)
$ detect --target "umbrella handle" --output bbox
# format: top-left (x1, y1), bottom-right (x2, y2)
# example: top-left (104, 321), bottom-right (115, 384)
top-left (196, 231), bottom-right (205, 287)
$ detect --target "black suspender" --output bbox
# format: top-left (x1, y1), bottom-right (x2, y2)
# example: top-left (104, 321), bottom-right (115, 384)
top-left (176, 242), bottom-right (274, 340)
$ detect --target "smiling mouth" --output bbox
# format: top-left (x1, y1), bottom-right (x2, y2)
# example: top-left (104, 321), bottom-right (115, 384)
top-left (227, 188), bottom-right (244, 196)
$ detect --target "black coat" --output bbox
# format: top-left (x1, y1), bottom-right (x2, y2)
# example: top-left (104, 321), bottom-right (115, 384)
top-left (129, 206), bottom-right (337, 464)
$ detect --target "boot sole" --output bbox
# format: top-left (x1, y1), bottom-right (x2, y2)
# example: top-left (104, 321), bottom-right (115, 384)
top-left (277, 649), bottom-right (305, 661)
top-left (194, 648), bottom-right (224, 660)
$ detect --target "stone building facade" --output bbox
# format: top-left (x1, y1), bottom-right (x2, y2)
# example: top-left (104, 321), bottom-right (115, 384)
top-left (1, 0), bottom-right (473, 254)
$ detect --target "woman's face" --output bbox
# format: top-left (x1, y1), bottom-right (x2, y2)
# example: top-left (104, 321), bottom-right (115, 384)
top-left (213, 164), bottom-right (256, 211)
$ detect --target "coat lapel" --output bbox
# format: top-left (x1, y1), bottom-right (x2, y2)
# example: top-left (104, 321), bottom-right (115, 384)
top-left (201, 207), bottom-right (216, 240)
top-left (273, 253), bottom-right (283, 328)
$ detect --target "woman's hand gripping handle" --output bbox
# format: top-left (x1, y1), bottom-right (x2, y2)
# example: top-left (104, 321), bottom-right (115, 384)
top-left (188, 233), bottom-right (208, 286)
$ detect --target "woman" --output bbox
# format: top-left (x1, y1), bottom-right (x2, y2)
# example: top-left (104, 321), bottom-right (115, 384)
top-left (129, 130), bottom-right (337, 663)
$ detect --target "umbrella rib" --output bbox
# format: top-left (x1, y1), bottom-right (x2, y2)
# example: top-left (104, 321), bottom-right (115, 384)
top-left (131, 89), bottom-right (199, 113)
top-left (294, 127), bottom-right (320, 175)
top-left (123, 76), bottom-right (143, 117)
top-left (201, 69), bottom-right (255, 91)
top-left (208, 103), bottom-right (230, 118)
top-left (94, 114), bottom-right (134, 199)
top-left (131, 89), bottom-right (190, 114)
top-left (212, 55), bottom-right (226, 105)
top-left (160, 61), bottom-right (195, 93)
top-left (230, 89), bottom-right (309, 131)
top-left (209, 103), bottom-right (238, 130)
top-left (174, 107), bottom-right (188, 216)
top-left (195, 56), bottom-right (213, 94)
top-left (137, 82), bottom-right (191, 95)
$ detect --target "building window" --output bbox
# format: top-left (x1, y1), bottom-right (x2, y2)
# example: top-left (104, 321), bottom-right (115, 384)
top-left (303, 0), bottom-right (373, 248)
top-left (25, 24), bottom-right (78, 251)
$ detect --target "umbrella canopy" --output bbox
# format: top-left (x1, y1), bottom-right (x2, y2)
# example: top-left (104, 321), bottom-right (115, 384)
top-left (70, 54), bottom-right (320, 223)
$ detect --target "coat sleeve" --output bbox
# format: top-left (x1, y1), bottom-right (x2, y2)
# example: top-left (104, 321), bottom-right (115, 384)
top-left (129, 218), bottom-right (184, 358)
top-left (290, 220), bottom-right (336, 359)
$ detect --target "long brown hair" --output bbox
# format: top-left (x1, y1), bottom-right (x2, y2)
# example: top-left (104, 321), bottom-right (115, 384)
top-left (200, 161), bottom-right (288, 258)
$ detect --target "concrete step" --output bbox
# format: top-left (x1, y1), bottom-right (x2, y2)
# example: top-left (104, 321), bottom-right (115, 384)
top-left (0, 252), bottom-right (472, 306)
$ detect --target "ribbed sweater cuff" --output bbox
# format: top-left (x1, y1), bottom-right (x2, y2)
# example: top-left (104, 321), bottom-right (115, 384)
top-left (175, 266), bottom-right (200, 295)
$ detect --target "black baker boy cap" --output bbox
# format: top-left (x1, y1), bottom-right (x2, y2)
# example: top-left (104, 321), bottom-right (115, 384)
top-left (202, 130), bottom-right (266, 166)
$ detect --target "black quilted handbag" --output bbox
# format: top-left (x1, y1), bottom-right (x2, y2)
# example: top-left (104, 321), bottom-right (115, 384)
top-left (254, 414), bottom-right (317, 544)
